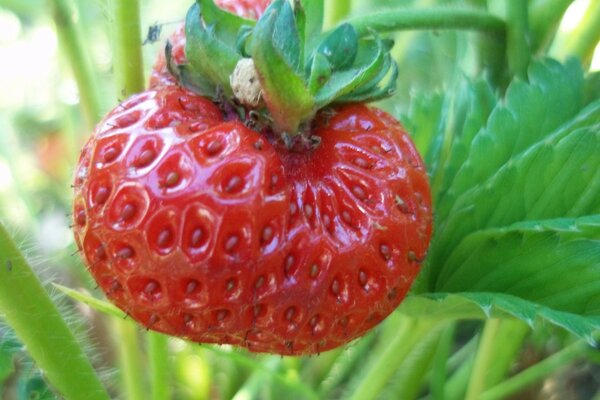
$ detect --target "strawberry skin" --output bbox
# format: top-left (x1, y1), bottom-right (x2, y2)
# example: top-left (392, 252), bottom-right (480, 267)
top-left (73, 85), bottom-right (432, 355)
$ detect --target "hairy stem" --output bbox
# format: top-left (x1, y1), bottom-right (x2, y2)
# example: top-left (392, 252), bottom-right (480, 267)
top-left (50, 0), bottom-right (102, 129)
top-left (480, 339), bottom-right (592, 400)
top-left (347, 8), bottom-right (505, 38)
top-left (109, 0), bottom-right (145, 98)
top-left (0, 222), bottom-right (109, 400)
top-left (506, 0), bottom-right (531, 80)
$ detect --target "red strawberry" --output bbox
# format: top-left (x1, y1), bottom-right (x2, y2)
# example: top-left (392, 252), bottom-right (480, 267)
top-left (149, 0), bottom-right (271, 88)
top-left (73, 0), bottom-right (432, 355)
top-left (73, 85), bottom-right (430, 354)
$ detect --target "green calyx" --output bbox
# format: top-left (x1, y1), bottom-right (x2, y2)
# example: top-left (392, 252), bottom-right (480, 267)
top-left (174, 0), bottom-right (397, 136)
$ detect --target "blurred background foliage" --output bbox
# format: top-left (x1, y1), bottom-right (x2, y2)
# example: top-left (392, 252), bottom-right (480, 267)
top-left (0, 0), bottom-right (599, 399)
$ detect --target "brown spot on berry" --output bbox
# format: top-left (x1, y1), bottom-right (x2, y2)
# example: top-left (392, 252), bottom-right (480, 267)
top-left (186, 279), bottom-right (199, 294)
top-left (331, 279), bottom-right (340, 296)
top-left (284, 254), bottom-right (295, 276)
top-left (164, 171), bottom-right (180, 188)
top-left (75, 210), bottom-right (86, 226)
top-left (285, 307), bottom-right (297, 322)
top-left (157, 228), bottom-right (172, 248)
top-left (134, 149), bottom-right (156, 168)
top-left (225, 235), bottom-right (239, 252)
top-left (224, 175), bottom-right (243, 193)
top-left (116, 246), bottom-right (134, 259)
top-left (352, 185), bottom-right (366, 200)
top-left (190, 228), bottom-right (203, 248)
top-left (380, 244), bottom-right (391, 261)
top-left (255, 275), bottom-right (265, 289)
top-left (359, 269), bottom-right (368, 287)
top-left (120, 203), bottom-right (136, 221)
top-left (95, 187), bottom-right (110, 204)
top-left (206, 140), bottom-right (223, 156)
top-left (310, 264), bottom-right (319, 278)
top-left (261, 226), bottom-right (273, 244)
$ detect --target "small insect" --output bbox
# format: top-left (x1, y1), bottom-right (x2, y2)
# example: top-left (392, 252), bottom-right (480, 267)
top-left (6, 259), bottom-right (12, 272)
top-left (143, 23), bottom-right (163, 45)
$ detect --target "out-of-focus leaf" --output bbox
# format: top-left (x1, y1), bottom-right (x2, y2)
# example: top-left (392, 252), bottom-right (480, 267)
top-left (0, 342), bottom-right (15, 386)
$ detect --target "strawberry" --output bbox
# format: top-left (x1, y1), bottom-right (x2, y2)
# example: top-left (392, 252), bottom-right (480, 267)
top-left (73, 0), bottom-right (432, 355)
top-left (149, 0), bottom-right (271, 88)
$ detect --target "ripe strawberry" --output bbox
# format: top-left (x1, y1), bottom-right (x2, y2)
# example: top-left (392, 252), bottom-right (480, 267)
top-left (149, 0), bottom-right (271, 88)
top-left (73, 0), bottom-right (432, 355)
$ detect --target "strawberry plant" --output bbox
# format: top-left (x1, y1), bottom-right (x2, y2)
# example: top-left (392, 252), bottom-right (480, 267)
top-left (0, 0), bottom-right (599, 399)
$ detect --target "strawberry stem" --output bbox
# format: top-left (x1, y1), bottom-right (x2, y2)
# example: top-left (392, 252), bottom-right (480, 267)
top-left (506, 1), bottom-right (531, 80)
top-left (465, 319), bottom-right (530, 400)
top-left (348, 316), bottom-right (447, 400)
top-left (346, 8), bottom-right (506, 38)
top-left (0, 222), bottom-right (110, 400)
top-left (480, 336), bottom-right (598, 400)
top-left (49, 0), bottom-right (102, 130)
top-left (109, 2), bottom-right (167, 400)
top-left (109, 0), bottom-right (145, 96)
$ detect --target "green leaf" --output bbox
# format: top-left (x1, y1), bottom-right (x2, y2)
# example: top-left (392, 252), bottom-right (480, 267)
top-left (251, 0), bottom-right (314, 133)
top-left (314, 36), bottom-right (386, 107)
top-left (400, 291), bottom-right (600, 345)
top-left (185, 2), bottom-right (242, 95)
top-left (307, 52), bottom-right (332, 94)
top-left (426, 77), bottom-right (497, 203)
top-left (436, 216), bottom-right (600, 313)
top-left (272, 0), bottom-right (302, 73)
top-left (53, 284), bottom-right (126, 319)
top-left (436, 59), bottom-right (584, 220)
top-left (430, 104), bottom-right (600, 270)
top-left (199, 0), bottom-right (255, 44)
top-left (314, 23), bottom-right (358, 70)
top-left (300, 0), bottom-right (324, 57)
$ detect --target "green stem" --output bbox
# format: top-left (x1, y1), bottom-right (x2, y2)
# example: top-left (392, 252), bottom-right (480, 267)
top-left (107, 2), bottom-right (147, 399)
top-left (109, 0), bottom-right (145, 97)
top-left (506, 0), bottom-right (531, 80)
top-left (480, 339), bottom-right (591, 400)
top-left (530, 0), bottom-right (575, 53)
top-left (348, 317), bottom-right (443, 400)
top-left (113, 320), bottom-right (147, 400)
top-left (465, 319), bottom-right (530, 400)
top-left (560, 0), bottom-right (600, 67)
top-left (318, 333), bottom-right (376, 397)
top-left (49, 0), bottom-right (102, 129)
top-left (385, 326), bottom-right (443, 399)
top-left (148, 333), bottom-right (171, 400)
top-left (430, 324), bottom-right (456, 400)
top-left (0, 222), bottom-right (109, 400)
top-left (347, 8), bottom-right (506, 38)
